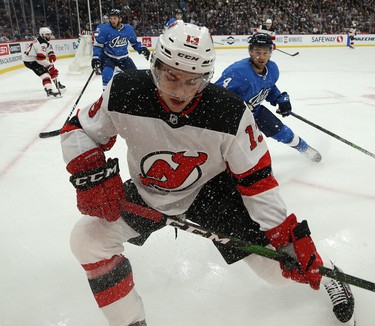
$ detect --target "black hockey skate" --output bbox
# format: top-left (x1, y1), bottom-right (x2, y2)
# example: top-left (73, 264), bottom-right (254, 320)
top-left (54, 80), bottom-right (66, 95)
top-left (45, 88), bottom-right (60, 98)
top-left (324, 265), bottom-right (355, 324)
top-left (129, 321), bottom-right (147, 326)
top-left (57, 82), bottom-right (66, 90)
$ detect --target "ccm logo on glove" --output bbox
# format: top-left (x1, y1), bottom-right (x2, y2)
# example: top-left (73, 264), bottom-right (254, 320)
top-left (70, 158), bottom-right (119, 190)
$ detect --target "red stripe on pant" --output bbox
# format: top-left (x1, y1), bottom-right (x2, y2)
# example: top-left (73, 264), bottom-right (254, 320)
top-left (94, 273), bottom-right (135, 308)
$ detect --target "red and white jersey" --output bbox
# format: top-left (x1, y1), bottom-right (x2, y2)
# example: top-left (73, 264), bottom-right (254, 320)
top-left (61, 70), bottom-right (288, 231)
top-left (22, 36), bottom-right (55, 68)
top-left (349, 27), bottom-right (357, 38)
top-left (254, 25), bottom-right (276, 40)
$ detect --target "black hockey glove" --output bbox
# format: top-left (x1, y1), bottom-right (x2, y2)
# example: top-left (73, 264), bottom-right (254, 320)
top-left (140, 47), bottom-right (150, 61)
top-left (91, 58), bottom-right (102, 74)
top-left (276, 92), bottom-right (292, 117)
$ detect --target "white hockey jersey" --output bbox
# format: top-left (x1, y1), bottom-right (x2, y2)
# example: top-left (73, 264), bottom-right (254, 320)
top-left (61, 70), bottom-right (288, 231)
top-left (254, 25), bottom-right (276, 40)
top-left (22, 36), bottom-right (55, 68)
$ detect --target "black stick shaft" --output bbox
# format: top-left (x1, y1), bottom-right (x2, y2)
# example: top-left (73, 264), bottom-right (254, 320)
top-left (39, 70), bottom-right (95, 139)
top-left (319, 266), bottom-right (375, 292)
top-left (291, 112), bottom-right (375, 159)
top-left (275, 48), bottom-right (299, 56)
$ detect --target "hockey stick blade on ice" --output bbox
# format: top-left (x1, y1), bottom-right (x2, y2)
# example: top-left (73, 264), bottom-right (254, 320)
top-left (39, 70), bottom-right (95, 139)
top-left (163, 215), bottom-right (375, 292)
top-left (276, 48), bottom-right (299, 57)
top-left (291, 112), bottom-right (375, 159)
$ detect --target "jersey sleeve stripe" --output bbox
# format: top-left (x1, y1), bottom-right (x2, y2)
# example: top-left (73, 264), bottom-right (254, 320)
top-left (237, 175), bottom-right (279, 196)
top-left (36, 53), bottom-right (47, 60)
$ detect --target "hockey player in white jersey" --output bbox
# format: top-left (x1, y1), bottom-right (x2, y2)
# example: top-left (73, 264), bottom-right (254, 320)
top-left (23, 27), bottom-right (66, 97)
top-left (347, 22), bottom-right (358, 49)
top-left (255, 18), bottom-right (276, 38)
top-left (60, 21), bottom-right (355, 325)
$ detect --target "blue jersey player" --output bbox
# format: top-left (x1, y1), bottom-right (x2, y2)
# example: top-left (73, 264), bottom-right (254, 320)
top-left (91, 9), bottom-right (150, 90)
top-left (165, 9), bottom-right (183, 28)
top-left (215, 33), bottom-right (322, 162)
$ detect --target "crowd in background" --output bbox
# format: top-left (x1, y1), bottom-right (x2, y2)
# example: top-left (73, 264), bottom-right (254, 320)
top-left (1, 0), bottom-right (374, 42)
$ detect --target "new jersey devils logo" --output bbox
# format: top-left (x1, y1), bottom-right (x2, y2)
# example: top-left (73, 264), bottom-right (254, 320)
top-left (139, 151), bottom-right (208, 192)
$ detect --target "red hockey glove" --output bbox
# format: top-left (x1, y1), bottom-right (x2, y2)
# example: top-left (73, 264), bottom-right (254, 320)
top-left (47, 65), bottom-right (59, 79)
top-left (49, 54), bottom-right (56, 63)
top-left (67, 147), bottom-right (126, 222)
top-left (265, 214), bottom-right (323, 290)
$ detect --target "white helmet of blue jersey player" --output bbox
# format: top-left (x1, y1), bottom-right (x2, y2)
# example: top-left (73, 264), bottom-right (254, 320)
top-left (151, 21), bottom-right (216, 95)
top-left (39, 27), bottom-right (52, 40)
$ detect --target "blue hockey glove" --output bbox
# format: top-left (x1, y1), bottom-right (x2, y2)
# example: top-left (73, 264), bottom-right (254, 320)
top-left (276, 92), bottom-right (292, 117)
top-left (140, 47), bottom-right (150, 61)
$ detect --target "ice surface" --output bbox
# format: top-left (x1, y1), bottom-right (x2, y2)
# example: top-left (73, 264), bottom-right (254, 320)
top-left (1, 46), bottom-right (374, 325)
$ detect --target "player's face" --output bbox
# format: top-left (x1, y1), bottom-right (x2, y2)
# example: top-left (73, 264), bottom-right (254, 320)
top-left (156, 63), bottom-right (204, 113)
top-left (250, 46), bottom-right (272, 73)
top-left (265, 23), bottom-right (272, 29)
top-left (43, 33), bottom-right (52, 41)
top-left (176, 14), bottom-right (182, 20)
top-left (110, 16), bottom-right (121, 28)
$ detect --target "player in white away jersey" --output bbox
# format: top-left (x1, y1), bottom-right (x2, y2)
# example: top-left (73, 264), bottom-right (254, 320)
top-left (60, 21), bottom-right (355, 325)
top-left (23, 27), bottom-right (65, 97)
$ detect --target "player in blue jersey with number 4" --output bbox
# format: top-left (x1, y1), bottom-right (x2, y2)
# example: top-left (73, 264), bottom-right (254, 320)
top-left (215, 33), bottom-right (322, 162)
top-left (91, 9), bottom-right (151, 90)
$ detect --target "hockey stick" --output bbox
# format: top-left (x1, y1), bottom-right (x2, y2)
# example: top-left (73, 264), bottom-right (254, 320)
top-left (276, 48), bottom-right (299, 57)
top-left (162, 215), bottom-right (375, 292)
top-left (291, 112), bottom-right (375, 159)
top-left (39, 69), bottom-right (95, 139)
top-left (126, 206), bottom-right (375, 292)
top-left (53, 78), bottom-right (62, 97)
top-left (122, 200), bottom-right (375, 291)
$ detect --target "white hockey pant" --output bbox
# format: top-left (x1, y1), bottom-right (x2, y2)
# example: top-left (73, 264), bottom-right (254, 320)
top-left (244, 246), bottom-right (334, 286)
top-left (70, 215), bottom-right (145, 326)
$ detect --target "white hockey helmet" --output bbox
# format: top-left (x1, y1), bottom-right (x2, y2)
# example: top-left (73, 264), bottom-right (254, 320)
top-left (39, 27), bottom-right (52, 38)
top-left (151, 21), bottom-right (215, 93)
top-left (266, 19), bottom-right (272, 24)
top-left (151, 21), bottom-right (215, 94)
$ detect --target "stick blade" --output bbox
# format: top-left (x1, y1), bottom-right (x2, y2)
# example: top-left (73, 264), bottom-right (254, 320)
top-left (39, 129), bottom-right (61, 139)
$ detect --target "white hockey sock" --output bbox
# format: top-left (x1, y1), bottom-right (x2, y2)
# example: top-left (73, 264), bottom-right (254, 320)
top-left (101, 288), bottom-right (146, 326)
top-left (243, 248), bottom-right (292, 286)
